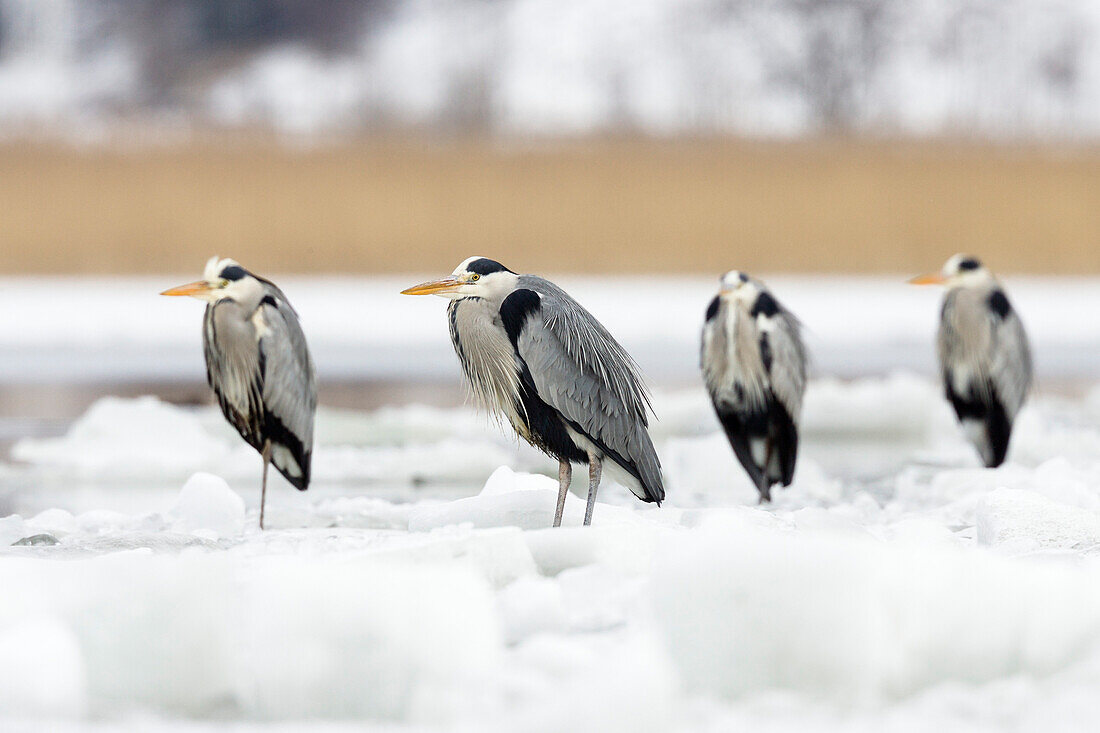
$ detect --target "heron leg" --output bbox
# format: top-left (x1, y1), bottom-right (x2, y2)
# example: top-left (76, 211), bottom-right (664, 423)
top-left (584, 453), bottom-right (602, 526)
top-left (757, 438), bottom-right (773, 504)
top-left (554, 460), bottom-right (571, 527)
top-left (260, 441), bottom-right (272, 530)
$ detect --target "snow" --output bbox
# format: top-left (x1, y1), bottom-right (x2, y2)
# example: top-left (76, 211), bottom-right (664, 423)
top-left (3, 373), bottom-right (1100, 730)
top-left (1, 274), bottom-right (1100, 386)
top-left (651, 515), bottom-right (1100, 703)
top-left (168, 473), bottom-right (245, 539)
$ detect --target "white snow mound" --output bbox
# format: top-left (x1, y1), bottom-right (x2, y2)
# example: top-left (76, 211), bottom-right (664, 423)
top-left (168, 473), bottom-right (246, 538)
top-left (975, 488), bottom-right (1100, 551)
top-left (651, 516), bottom-right (1100, 703)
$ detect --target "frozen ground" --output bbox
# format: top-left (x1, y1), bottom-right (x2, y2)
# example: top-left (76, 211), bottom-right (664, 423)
top-left (3, 372), bottom-right (1100, 730)
top-left (1, 274), bottom-right (1099, 386)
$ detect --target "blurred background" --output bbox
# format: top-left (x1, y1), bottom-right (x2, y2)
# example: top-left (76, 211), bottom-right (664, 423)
top-left (0, 0), bottom-right (1098, 436)
top-left (1, 0), bottom-right (1099, 275)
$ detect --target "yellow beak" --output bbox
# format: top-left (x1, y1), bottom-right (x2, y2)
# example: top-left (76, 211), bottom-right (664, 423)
top-left (908, 272), bottom-right (946, 286)
top-left (161, 280), bottom-right (213, 297)
top-left (401, 276), bottom-right (463, 295)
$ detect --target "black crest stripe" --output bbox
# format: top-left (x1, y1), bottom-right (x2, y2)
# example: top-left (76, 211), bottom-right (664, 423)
top-left (219, 265), bottom-right (248, 281)
top-left (467, 258), bottom-right (515, 276)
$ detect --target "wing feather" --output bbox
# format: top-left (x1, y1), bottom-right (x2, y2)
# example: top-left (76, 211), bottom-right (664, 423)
top-left (763, 309), bottom-right (808, 423)
top-left (513, 277), bottom-right (663, 502)
top-left (258, 293), bottom-right (317, 486)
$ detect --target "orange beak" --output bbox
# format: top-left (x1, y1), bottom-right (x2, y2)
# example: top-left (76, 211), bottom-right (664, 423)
top-left (908, 272), bottom-right (946, 286)
top-left (401, 276), bottom-right (463, 295)
top-left (160, 280), bottom-right (213, 297)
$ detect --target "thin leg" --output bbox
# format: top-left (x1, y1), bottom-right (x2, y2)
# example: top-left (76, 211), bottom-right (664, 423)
top-left (260, 442), bottom-right (272, 530)
top-left (584, 453), bottom-right (602, 526)
top-left (757, 438), bottom-right (773, 504)
top-left (554, 459), bottom-right (571, 527)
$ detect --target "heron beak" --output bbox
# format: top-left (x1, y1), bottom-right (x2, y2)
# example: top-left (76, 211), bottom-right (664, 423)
top-left (908, 272), bottom-right (946, 285)
top-left (401, 277), bottom-right (463, 295)
top-left (161, 280), bottom-right (213, 297)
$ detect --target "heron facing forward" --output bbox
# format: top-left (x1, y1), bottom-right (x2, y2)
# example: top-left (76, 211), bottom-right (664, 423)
top-left (402, 257), bottom-right (664, 526)
top-left (162, 257), bottom-right (317, 529)
top-left (911, 254), bottom-right (1032, 468)
top-left (701, 271), bottom-right (807, 502)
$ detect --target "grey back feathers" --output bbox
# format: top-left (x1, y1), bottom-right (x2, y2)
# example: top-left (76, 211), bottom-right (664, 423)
top-left (938, 283), bottom-right (1031, 467)
top-left (702, 289), bottom-right (807, 421)
top-left (442, 271), bottom-right (664, 504)
top-left (701, 277), bottom-right (807, 499)
top-left (203, 277), bottom-right (316, 488)
top-left (515, 276), bottom-right (663, 503)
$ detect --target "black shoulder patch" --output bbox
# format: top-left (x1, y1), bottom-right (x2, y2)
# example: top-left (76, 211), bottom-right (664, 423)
top-left (958, 258), bottom-right (981, 272)
top-left (988, 290), bottom-right (1011, 319)
top-left (220, 265), bottom-right (248, 281)
top-left (752, 291), bottom-right (779, 318)
top-left (705, 296), bottom-right (720, 322)
top-left (467, 258), bottom-right (515, 276)
top-left (500, 289), bottom-right (541, 346)
top-left (759, 331), bottom-right (773, 373)
top-left (260, 294), bottom-right (278, 308)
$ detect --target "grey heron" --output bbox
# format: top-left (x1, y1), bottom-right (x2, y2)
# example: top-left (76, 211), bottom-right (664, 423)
top-left (910, 254), bottom-right (1032, 468)
top-left (162, 257), bottom-right (317, 529)
top-left (402, 257), bottom-right (664, 526)
top-left (701, 271), bottom-right (807, 502)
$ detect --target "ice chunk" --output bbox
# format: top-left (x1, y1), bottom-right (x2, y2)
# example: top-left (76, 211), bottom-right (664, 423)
top-left (409, 484), bottom-right (570, 531)
top-left (650, 515), bottom-right (1100, 702)
top-left (524, 523), bottom-right (663, 576)
top-left (11, 397), bottom-right (232, 477)
top-left (975, 488), bottom-right (1100, 551)
top-left (315, 439), bottom-right (514, 485)
top-left (370, 526), bottom-right (537, 588)
top-left (0, 514), bottom-right (26, 546)
top-left (237, 557), bottom-right (502, 720)
top-left (26, 508), bottom-right (77, 536)
top-left (0, 552), bottom-right (503, 720)
top-left (479, 465), bottom-right (553, 497)
top-left (168, 473), bottom-right (246, 538)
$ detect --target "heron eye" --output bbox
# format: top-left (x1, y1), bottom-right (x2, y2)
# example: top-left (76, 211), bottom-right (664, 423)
top-left (469, 274), bottom-right (480, 282)
top-left (219, 280), bottom-right (229, 288)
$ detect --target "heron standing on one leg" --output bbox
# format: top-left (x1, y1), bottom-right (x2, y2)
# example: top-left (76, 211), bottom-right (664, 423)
top-left (162, 257), bottom-right (316, 529)
top-left (402, 257), bottom-right (664, 526)
top-left (911, 254), bottom-right (1032, 468)
top-left (701, 271), bottom-right (807, 503)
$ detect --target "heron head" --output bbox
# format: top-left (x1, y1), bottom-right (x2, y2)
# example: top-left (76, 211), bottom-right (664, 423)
top-left (717, 270), bottom-right (759, 305)
top-left (909, 254), bottom-right (993, 288)
top-left (161, 256), bottom-right (263, 303)
top-left (401, 256), bottom-right (519, 300)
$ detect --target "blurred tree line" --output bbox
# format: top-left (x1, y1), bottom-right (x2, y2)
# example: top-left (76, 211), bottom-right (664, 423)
top-left (0, 0), bottom-right (1092, 138)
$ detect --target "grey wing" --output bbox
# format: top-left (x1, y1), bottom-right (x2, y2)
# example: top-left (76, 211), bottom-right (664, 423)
top-left (258, 296), bottom-right (317, 486)
top-left (766, 309), bottom-right (807, 422)
top-left (989, 311), bottom-right (1032, 419)
top-left (516, 278), bottom-right (664, 502)
top-left (937, 291), bottom-right (1032, 419)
